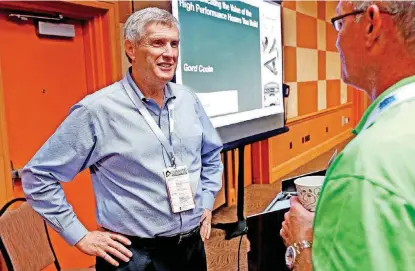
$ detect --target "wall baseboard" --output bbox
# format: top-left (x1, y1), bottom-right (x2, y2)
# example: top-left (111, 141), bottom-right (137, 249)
top-left (287, 103), bottom-right (352, 125)
top-left (270, 129), bottom-right (353, 183)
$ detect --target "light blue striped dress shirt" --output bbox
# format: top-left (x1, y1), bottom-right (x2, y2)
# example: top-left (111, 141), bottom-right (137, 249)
top-left (22, 71), bottom-right (223, 246)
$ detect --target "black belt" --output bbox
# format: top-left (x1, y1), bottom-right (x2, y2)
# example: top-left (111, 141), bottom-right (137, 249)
top-left (127, 226), bottom-right (200, 247)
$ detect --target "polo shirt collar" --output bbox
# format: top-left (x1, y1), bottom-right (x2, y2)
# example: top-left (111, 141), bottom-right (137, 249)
top-left (125, 67), bottom-right (175, 101)
top-left (353, 75), bottom-right (415, 135)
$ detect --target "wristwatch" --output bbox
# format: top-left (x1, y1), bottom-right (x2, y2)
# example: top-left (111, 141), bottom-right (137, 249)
top-left (285, 240), bottom-right (312, 270)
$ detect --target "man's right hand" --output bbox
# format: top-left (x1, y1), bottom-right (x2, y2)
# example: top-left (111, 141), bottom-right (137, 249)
top-left (75, 231), bottom-right (133, 267)
top-left (280, 197), bottom-right (314, 247)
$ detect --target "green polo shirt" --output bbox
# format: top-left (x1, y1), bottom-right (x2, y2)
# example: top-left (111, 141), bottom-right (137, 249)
top-left (312, 76), bottom-right (415, 271)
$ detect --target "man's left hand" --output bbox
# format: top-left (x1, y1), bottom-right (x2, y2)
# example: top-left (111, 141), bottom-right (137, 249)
top-left (280, 197), bottom-right (315, 246)
top-left (200, 209), bottom-right (212, 242)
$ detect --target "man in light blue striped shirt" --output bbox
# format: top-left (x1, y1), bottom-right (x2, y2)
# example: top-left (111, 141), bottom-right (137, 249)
top-left (22, 7), bottom-right (223, 271)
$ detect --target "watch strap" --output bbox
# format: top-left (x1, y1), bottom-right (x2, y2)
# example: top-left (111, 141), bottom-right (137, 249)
top-left (293, 240), bottom-right (312, 254)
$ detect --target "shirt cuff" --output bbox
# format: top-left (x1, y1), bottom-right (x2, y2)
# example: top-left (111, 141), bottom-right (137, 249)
top-left (202, 191), bottom-right (215, 211)
top-left (61, 218), bottom-right (89, 246)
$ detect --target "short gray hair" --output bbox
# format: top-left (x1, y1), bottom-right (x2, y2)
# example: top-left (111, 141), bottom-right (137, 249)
top-left (351, 1), bottom-right (415, 52)
top-left (124, 7), bottom-right (179, 43)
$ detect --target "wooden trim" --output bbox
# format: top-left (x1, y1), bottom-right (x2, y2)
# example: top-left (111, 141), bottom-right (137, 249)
top-left (82, 2), bottom-right (121, 93)
top-left (364, 94), bottom-right (371, 113)
top-left (251, 139), bottom-right (270, 184)
top-left (352, 89), bottom-right (361, 126)
top-left (0, 1), bottom-right (122, 86)
top-left (213, 153), bottom-right (226, 210)
top-left (251, 104), bottom-right (353, 185)
top-left (0, 1), bottom-right (122, 19)
top-left (225, 151), bottom-right (236, 207)
top-left (270, 129), bottom-right (354, 183)
top-left (118, 1), bottom-right (133, 23)
top-left (287, 103), bottom-right (353, 126)
top-left (64, 1), bottom-right (114, 10)
top-left (109, 2), bottom-right (122, 81)
top-left (233, 149), bottom-right (239, 204)
top-left (260, 140), bottom-right (270, 184)
top-left (222, 145), bottom-right (253, 207)
top-left (243, 144), bottom-right (252, 187)
top-left (0, 1), bottom-right (121, 202)
top-left (83, 14), bottom-right (114, 92)
top-left (0, 56), bottom-right (12, 207)
top-left (251, 142), bottom-right (261, 184)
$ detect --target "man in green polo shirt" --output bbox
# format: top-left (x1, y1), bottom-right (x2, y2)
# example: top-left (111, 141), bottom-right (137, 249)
top-left (280, 1), bottom-right (415, 270)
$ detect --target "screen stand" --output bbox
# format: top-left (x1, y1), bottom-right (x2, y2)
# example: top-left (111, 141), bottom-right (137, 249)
top-left (212, 126), bottom-right (289, 240)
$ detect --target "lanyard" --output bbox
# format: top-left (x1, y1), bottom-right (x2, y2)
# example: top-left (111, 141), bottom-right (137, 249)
top-left (168, 103), bottom-right (175, 136)
top-left (363, 82), bottom-right (415, 130)
top-left (121, 77), bottom-right (177, 167)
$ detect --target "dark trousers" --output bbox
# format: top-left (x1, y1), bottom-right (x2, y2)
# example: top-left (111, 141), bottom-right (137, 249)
top-left (96, 229), bottom-right (207, 271)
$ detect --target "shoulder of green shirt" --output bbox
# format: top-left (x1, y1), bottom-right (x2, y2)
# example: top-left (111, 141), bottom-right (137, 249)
top-left (323, 95), bottom-right (415, 208)
top-left (353, 75), bottom-right (415, 135)
top-left (312, 76), bottom-right (415, 270)
top-left (313, 174), bottom-right (415, 271)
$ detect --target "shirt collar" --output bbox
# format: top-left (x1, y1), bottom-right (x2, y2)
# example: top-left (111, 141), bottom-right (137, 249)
top-left (125, 67), bottom-right (175, 101)
top-left (353, 75), bottom-right (415, 135)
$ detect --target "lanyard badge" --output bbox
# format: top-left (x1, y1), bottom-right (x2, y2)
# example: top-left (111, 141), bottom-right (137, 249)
top-left (121, 77), bottom-right (195, 213)
top-left (163, 166), bottom-right (195, 213)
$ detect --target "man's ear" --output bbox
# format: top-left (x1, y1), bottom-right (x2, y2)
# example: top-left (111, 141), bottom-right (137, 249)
top-left (124, 40), bottom-right (136, 62)
top-left (365, 5), bottom-right (382, 48)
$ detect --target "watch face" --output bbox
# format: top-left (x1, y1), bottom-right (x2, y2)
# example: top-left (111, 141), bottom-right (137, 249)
top-left (285, 246), bottom-right (296, 269)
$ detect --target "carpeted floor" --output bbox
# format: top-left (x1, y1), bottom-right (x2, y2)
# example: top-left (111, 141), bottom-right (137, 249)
top-left (205, 140), bottom-right (351, 271)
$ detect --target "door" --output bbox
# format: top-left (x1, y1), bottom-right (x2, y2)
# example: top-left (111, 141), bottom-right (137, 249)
top-left (0, 10), bottom-right (96, 269)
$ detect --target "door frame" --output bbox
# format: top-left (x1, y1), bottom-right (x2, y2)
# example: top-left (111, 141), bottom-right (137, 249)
top-left (0, 1), bottom-right (122, 205)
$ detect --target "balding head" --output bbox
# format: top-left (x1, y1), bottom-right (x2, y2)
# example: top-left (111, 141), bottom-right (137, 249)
top-left (351, 1), bottom-right (415, 52)
top-left (334, 0), bottom-right (415, 98)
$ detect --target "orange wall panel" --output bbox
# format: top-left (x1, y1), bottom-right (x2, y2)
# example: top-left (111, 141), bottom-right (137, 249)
top-left (298, 81), bottom-right (318, 116)
top-left (317, 1), bottom-right (326, 20)
top-left (327, 79), bottom-right (341, 108)
top-left (284, 46), bottom-right (297, 82)
top-left (347, 85), bottom-right (354, 103)
top-left (282, 1), bottom-right (296, 10)
top-left (268, 104), bottom-right (353, 183)
top-left (318, 51), bottom-right (326, 80)
top-left (326, 21), bottom-right (338, 52)
top-left (297, 13), bottom-right (318, 49)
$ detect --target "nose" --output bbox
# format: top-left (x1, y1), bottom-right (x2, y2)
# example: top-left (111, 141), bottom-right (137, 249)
top-left (163, 44), bottom-right (174, 58)
top-left (335, 32), bottom-right (341, 52)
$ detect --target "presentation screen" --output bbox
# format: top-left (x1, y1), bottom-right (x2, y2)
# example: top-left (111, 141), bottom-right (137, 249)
top-left (172, 0), bottom-right (284, 143)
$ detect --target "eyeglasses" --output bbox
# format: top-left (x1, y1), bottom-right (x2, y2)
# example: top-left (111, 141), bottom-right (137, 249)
top-left (331, 9), bottom-right (397, 32)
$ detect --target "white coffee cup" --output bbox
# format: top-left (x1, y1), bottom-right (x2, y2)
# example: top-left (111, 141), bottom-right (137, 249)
top-left (294, 176), bottom-right (325, 212)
